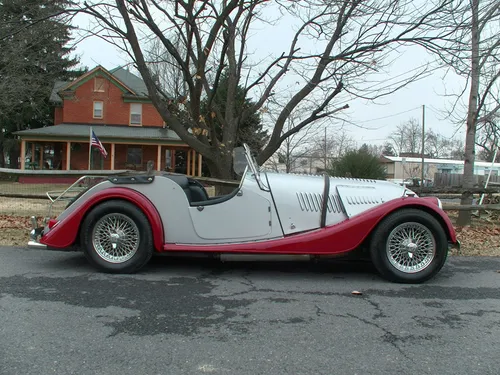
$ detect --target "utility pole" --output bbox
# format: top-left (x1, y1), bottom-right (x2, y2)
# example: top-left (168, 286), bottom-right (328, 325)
top-left (324, 126), bottom-right (327, 171)
top-left (421, 104), bottom-right (425, 190)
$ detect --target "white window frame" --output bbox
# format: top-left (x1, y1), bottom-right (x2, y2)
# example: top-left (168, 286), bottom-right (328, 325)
top-left (93, 101), bottom-right (103, 119)
top-left (130, 103), bottom-right (142, 126)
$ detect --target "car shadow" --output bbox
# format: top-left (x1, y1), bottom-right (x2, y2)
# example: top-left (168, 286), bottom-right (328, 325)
top-left (44, 250), bottom-right (379, 281)
top-left (144, 253), bottom-right (379, 279)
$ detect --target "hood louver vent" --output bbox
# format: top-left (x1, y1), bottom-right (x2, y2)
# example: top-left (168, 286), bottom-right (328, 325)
top-left (297, 192), bottom-right (344, 214)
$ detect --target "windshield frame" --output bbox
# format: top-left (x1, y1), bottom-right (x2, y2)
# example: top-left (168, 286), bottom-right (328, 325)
top-left (242, 143), bottom-right (269, 191)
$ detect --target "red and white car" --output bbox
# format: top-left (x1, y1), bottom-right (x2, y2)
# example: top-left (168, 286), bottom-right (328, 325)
top-left (29, 144), bottom-right (459, 283)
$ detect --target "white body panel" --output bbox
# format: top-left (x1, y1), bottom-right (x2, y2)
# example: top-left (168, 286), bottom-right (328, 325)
top-left (188, 180), bottom-right (273, 241)
top-left (265, 172), bottom-right (409, 235)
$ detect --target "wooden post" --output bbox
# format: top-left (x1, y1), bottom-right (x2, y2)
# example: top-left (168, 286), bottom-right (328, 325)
top-left (66, 141), bottom-right (71, 170)
top-left (156, 145), bottom-right (162, 171)
top-left (39, 143), bottom-right (44, 169)
top-left (191, 150), bottom-right (196, 176)
top-left (198, 153), bottom-right (202, 177)
top-left (187, 149), bottom-right (191, 175)
top-left (31, 143), bottom-right (35, 168)
top-left (20, 140), bottom-right (26, 170)
top-left (110, 143), bottom-right (115, 170)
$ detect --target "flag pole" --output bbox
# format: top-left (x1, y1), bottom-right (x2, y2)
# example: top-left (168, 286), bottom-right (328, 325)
top-left (88, 126), bottom-right (92, 170)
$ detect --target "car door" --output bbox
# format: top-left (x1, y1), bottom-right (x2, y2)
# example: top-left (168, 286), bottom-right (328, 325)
top-left (188, 188), bottom-right (273, 241)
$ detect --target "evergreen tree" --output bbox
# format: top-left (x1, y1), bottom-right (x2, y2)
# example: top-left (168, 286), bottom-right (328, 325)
top-left (382, 142), bottom-right (396, 156)
top-left (328, 146), bottom-right (387, 180)
top-left (0, 0), bottom-right (83, 167)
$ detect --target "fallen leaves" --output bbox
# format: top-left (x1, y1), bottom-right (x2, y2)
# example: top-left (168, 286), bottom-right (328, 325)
top-left (454, 225), bottom-right (500, 256)
top-left (0, 215), bottom-right (31, 229)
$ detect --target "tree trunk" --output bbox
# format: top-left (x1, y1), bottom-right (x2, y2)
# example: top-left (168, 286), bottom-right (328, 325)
top-left (457, 0), bottom-right (480, 227)
top-left (0, 133), bottom-right (5, 168)
top-left (204, 154), bottom-right (235, 195)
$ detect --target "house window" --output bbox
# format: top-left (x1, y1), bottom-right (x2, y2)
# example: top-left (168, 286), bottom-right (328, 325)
top-left (127, 147), bottom-right (142, 165)
top-left (94, 77), bottom-right (105, 92)
top-left (130, 103), bottom-right (142, 125)
top-left (93, 101), bottom-right (103, 119)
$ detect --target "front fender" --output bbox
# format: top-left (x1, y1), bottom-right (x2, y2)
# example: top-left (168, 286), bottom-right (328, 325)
top-left (40, 187), bottom-right (164, 250)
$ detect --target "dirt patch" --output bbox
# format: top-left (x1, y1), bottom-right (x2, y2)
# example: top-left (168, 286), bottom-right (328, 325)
top-left (0, 216), bottom-right (31, 247)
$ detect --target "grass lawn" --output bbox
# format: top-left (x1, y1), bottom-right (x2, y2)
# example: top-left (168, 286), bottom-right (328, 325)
top-left (0, 181), bottom-right (69, 196)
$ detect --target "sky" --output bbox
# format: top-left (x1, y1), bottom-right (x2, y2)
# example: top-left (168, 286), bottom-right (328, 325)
top-left (69, 3), bottom-right (470, 149)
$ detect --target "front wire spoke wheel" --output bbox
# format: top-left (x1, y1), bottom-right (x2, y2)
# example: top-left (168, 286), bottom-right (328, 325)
top-left (92, 213), bottom-right (140, 264)
top-left (386, 222), bottom-right (436, 274)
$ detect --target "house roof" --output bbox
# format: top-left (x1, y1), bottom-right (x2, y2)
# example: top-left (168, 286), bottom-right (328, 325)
top-left (14, 124), bottom-right (185, 145)
top-left (50, 65), bottom-right (150, 104)
top-left (50, 80), bottom-right (69, 103)
top-left (109, 66), bottom-right (149, 96)
top-left (381, 155), bottom-right (500, 168)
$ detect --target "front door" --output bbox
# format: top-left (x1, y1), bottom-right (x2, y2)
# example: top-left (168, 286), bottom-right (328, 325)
top-left (188, 189), bottom-right (273, 241)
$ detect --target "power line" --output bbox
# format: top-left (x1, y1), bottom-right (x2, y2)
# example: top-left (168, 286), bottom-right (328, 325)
top-left (354, 106), bottom-right (422, 123)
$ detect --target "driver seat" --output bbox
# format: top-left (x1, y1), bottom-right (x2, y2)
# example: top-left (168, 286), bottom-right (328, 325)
top-left (162, 173), bottom-right (210, 204)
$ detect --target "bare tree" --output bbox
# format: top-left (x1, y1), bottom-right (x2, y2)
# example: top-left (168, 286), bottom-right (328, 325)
top-left (144, 37), bottom-right (186, 100)
top-left (425, 129), bottom-right (453, 158)
top-left (476, 111), bottom-right (500, 162)
top-left (310, 128), bottom-right (356, 171)
top-left (421, 0), bottom-right (499, 225)
top-left (389, 119), bottom-right (462, 158)
top-left (76, 0), bottom-right (464, 179)
top-left (265, 116), bottom-right (322, 174)
top-left (389, 118), bottom-right (423, 155)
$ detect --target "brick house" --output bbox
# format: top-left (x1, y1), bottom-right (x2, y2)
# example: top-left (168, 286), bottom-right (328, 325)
top-left (15, 65), bottom-right (202, 176)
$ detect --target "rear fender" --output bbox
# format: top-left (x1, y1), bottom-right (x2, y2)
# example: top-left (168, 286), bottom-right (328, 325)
top-left (40, 187), bottom-right (164, 250)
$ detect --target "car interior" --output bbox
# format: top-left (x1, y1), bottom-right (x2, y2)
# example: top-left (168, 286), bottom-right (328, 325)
top-left (162, 173), bottom-right (240, 207)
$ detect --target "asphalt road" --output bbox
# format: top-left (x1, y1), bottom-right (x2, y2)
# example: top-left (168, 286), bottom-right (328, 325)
top-left (1, 247), bottom-right (499, 375)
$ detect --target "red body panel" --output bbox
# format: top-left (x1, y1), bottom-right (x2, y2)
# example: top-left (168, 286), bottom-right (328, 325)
top-left (163, 197), bottom-right (457, 254)
top-left (40, 187), bottom-right (164, 250)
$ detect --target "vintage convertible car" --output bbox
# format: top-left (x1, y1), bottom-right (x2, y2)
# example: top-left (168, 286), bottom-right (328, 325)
top-left (28, 144), bottom-right (459, 283)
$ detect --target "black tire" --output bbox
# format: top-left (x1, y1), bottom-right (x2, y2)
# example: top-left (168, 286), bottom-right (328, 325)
top-left (369, 208), bottom-right (448, 284)
top-left (81, 200), bottom-right (154, 273)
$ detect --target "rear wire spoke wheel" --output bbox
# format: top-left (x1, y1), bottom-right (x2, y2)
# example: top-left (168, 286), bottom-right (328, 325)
top-left (81, 200), bottom-right (154, 273)
top-left (92, 213), bottom-right (140, 264)
top-left (369, 209), bottom-right (448, 283)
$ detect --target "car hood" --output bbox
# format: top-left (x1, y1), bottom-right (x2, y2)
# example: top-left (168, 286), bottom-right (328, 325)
top-left (264, 172), bottom-right (409, 199)
top-left (263, 171), bottom-right (413, 234)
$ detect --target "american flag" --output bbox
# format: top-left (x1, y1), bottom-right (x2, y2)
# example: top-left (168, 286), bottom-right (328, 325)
top-left (90, 130), bottom-right (108, 158)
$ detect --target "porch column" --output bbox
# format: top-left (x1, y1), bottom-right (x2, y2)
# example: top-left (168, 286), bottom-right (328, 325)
top-left (187, 149), bottom-right (191, 176)
top-left (31, 143), bottom-right (35, 168)
top-left (65, 141), bottom-right (71, 170)
top-left (197, 153), bottom-right (202, 177)
top-left (39, 144), bottom-right (44, 169)
top-left (191, 150), bottom-right (196, 177)
top-left (156, 145), bottom-right (162, 171)
top-left (110, 143), bottom-right (115, 170)
top-left (20, 140), bottom-right (26, 170)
